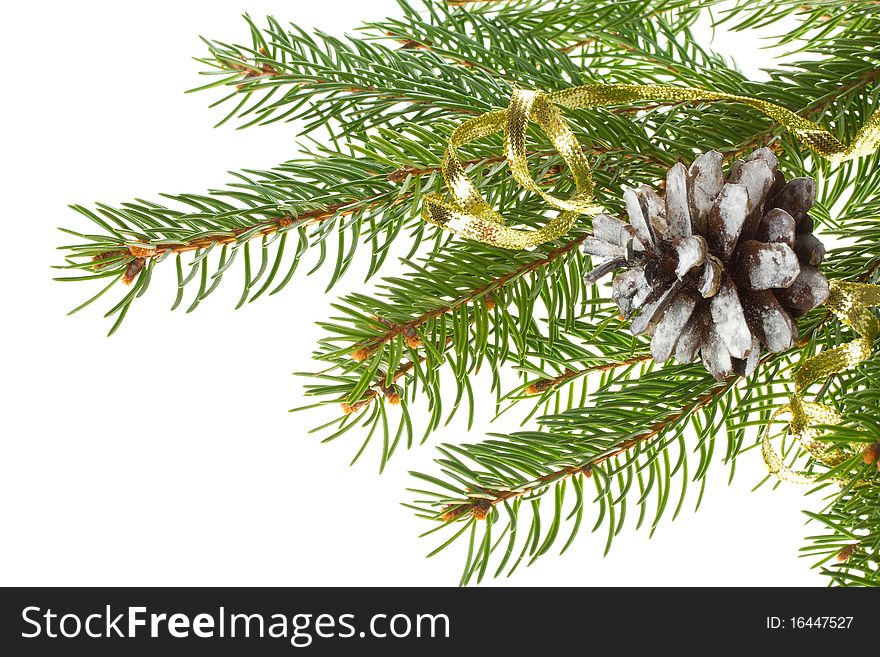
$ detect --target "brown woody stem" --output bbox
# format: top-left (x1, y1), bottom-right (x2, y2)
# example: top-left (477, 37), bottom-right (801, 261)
top-left (91, 195), bottom-right (394, 267)
top-left (524, 354), bottom-right (653, 395)
top-left (350, 235), bottom-right (588, 360)
top-left (443, 381), bottom-right (730, 520)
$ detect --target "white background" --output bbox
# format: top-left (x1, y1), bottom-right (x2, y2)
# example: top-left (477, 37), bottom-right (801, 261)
top-left (0, 1), bottom-right (823, 586)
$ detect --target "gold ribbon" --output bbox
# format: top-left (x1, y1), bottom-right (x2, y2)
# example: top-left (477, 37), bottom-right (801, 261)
top-left (762, 281), bottom-right (880, 484)
top-left (422, 83), bottom-right (880, 249)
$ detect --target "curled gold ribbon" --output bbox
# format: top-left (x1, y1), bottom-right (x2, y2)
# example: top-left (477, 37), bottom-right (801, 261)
top-left (422, 83), bottom-right (880, 249)
top-left (421, 89), bottom-right (599, 249)
top-left (762, 281), bottom-right (880, 483)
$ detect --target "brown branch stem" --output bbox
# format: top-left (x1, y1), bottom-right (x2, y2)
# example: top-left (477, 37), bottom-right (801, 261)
top-left (524, 353), bottom-right (653, 395)
top-left (443, 380), bottom-right (730, 520)
top-left (93, 194), bottom-right (396, 267)
top-left (350, 234), bottom-right (588, 360)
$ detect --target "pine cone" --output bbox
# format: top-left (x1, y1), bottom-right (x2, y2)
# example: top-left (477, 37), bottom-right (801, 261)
top-left (583, 148), bottom-right (829, 381)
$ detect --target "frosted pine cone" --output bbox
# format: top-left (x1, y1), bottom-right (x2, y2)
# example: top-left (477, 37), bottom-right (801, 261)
top-left (583, 148), bottom-right (829, 381)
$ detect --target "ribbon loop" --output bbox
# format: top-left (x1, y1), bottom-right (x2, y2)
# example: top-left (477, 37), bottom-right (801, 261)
top-left (423, 87), bottom-right (602, 250)
top-left (504, 90), bottom-right (595, 213)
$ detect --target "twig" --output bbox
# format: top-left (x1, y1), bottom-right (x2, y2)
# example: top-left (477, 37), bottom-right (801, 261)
top-left (523, 354), bottom-right (653, 395)
top-left (92, 194), bottom-right (397, 267)
top-left (443, 380), bottom-right (731, 520)
top-left (349, 234), bottom-right (588, 360)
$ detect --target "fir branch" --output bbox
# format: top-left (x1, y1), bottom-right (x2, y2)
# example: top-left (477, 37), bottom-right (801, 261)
top-left (193, 4), bottom-right (710, 135)
top-left (436, 377), bottom-right (728, 521)
top-left (406, 249), bottom-right (874, 582)
top-left (88, 197), bottom-right (381, 265)
top-left (410, 333), bottom-right (853, 583)
top-left (719, 0), bottom-right (880, 47)
top-left (297, 216), bottom-right (599, 466)
top-left (408, 364), bottom-right (739, 583)
top-left (522, 354), bottom-right (653, 396)
top-left (348, 233), bottom-right (587, 362)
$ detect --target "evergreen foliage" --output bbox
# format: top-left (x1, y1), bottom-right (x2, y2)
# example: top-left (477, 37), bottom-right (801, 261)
top-left (57, 0), bottom-right (880, 585)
